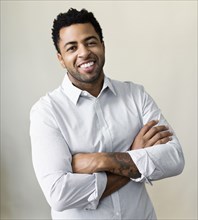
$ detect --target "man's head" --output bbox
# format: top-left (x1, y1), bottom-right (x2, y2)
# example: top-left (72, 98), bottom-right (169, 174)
top-left (52, 8), bottom-right (103, 53)
top-left (51, 8), bottom-right (105, 90)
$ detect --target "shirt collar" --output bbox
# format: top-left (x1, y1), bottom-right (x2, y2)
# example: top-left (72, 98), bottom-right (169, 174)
top-left (103, 76), bottom-right (117, 96)
top-left (61, 73), bottom-right (116, 105)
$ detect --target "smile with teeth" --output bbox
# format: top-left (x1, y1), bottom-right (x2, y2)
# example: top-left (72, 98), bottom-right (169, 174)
top-left (79, 61), bottom-right (94, 68)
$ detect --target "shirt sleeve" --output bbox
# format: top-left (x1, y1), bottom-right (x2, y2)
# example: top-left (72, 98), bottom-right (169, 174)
top-left (30, 101), bottom-right (107, 212)
top-left (128, 85), bottom-right (185, 183)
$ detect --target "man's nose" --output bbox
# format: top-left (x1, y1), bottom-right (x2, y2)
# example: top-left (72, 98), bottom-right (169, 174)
top-left (78, 45), bottom-right (90, 58)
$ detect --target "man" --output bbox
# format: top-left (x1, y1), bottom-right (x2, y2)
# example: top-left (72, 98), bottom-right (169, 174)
top-left (30, 8), bottom-right (184, 219)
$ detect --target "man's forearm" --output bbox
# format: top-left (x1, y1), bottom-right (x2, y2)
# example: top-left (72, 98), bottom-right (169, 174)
top-left (101, 172), bottom-right (130, 199)
top-left (72, 121), bottom-right (172, 178)
top-left (102, 152), bottom-right (141, 178)
top-left (72, 152), bottom-right (133, 198)
top-left (72, 152), bottom-right (141, 179)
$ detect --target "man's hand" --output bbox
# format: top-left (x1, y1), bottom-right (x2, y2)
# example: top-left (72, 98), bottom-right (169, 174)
top-left (131, 120), bottom-right (173, 150)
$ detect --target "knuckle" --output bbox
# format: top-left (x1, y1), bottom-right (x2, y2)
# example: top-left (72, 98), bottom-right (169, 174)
top-left (168, 131), bottom-right (173, 136)
top-left (164, 131), bottom-right (171, 137)
top-left (145, 120), bottom-right (157, 128)
top-left (157, 133), bottom-right (162, 138)
top-left (144, 124), bottom-right (150, 130)
top-left (157, 139), bottom-right (163, 144)
top-left (142, 136), bottom-right (147, 142)
top-left (157, 137), bottom-right (169, 145)
top-left (162, 125), bottom-right (168, 131)
top-left (158, 125), bottom-right (167, 131)
top-left (167, 131), bottom-right (172, 136)
top-left (146, 120), bottom-right (154, 126)
top-left (152, 127), bottom-right (158, 132)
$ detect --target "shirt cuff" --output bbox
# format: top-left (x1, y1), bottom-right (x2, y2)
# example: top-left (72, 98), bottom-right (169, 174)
top-left (127, 149), bottom-right (156, 184)
top-left (85, 172), bottom-right (107, 210)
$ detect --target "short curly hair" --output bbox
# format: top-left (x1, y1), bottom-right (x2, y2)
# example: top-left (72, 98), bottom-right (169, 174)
top-left (52, 8), bottom-right (104, 53)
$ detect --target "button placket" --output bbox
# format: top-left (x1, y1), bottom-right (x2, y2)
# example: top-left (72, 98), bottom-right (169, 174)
top-left (94, 99), bottom-right (113, 152)
top-left (111, 192), bottom-right (122, 220)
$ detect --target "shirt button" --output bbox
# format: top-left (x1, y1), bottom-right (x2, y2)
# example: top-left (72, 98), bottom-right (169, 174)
top-left (83, 91), bottom-right (88, 96)
top-left (115, 212), bottom-right (120, 216)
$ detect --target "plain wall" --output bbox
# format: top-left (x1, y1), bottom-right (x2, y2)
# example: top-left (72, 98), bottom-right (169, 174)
top-left (1, 1), bottom-right (197, 219)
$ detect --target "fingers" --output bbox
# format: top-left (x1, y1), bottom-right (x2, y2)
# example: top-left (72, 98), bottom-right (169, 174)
top-left (148, 130), bottom-right (173, 146)
top-left (140, 120), bottom-right (173, 147)
top-left (144, 124), bottom-right (169, 140)
top-left (131, 120), bottom-right (173, 150)
top-left (154, 136), bottom-right (172, 145)
top-left (139, 120), bottom-right (159, 136)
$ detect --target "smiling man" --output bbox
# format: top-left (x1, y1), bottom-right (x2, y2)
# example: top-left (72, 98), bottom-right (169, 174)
top-left (57, 22), bottom-right (105, 96)
top-left (30, 8), bottom-right (184, 219)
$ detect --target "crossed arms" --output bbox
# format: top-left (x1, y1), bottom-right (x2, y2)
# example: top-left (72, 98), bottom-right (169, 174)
top-left (30, 108), bottom-right (184, 211)
top-left (72, 120), bottom-right (173, 198)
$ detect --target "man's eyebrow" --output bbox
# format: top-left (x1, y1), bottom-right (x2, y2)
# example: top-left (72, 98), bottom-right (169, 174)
top-left (64, 41), bottom-right (77, 48)
top-left (84, 36), bottom-right (99, 42)
top-left (64, 36), bottom-right (99, 48)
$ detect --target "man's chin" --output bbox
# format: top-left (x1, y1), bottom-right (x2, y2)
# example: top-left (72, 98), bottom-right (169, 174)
top-left (68, 69), bottom-right (103, 84)
top-left (80, 74), bottom-right (101, 83)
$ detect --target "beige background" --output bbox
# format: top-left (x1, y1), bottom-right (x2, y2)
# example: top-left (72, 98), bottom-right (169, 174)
top-left (1, 1), bottom-right (197, 219)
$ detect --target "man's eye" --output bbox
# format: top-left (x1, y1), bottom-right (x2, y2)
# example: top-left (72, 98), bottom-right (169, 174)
top-left (87, 42), bottom-right (96, 46)
top-left (67, 46), bottom-right (77, 52)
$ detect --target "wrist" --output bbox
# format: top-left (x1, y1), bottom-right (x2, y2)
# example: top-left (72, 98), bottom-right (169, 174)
top-left (103, 152), bottom-right (141, 178)
top-left (97, 152), bottom-right (123, 172)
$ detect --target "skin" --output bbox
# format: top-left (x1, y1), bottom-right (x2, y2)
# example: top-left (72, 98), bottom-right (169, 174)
top-left (57, 23), bottom-right (105, 97)
top-left (56, 23), bottom-right (173, 199)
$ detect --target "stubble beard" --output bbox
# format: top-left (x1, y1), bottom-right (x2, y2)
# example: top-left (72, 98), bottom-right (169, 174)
top-left (68, 58), bottom-right (105, 84)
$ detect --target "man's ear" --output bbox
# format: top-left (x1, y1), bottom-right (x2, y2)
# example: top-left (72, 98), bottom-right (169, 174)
top-left (57, 53), bottom-right (66, 68)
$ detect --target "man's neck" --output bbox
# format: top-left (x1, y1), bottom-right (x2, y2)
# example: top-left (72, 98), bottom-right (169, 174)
top-left (68, 72), bottom-right (104, 97)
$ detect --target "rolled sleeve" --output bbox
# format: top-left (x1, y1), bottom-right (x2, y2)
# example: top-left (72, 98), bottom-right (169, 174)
top-left (127, 150), bottom-right (155, 184)
top-left (127, 138), bottom-right (184, 183)
top-left (86, 172), bottom-right (107, 210)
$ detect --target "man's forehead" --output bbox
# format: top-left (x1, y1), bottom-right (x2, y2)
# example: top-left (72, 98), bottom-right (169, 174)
top-left (59, 23), bottom-right (99, 42)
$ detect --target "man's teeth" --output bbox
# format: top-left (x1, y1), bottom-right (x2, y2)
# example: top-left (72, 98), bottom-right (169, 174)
top-left (80, 61), bottom-right (94, 68)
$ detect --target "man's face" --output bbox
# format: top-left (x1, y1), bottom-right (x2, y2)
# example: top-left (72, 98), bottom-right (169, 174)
top-left (57, 23), bottom-right (105, 86)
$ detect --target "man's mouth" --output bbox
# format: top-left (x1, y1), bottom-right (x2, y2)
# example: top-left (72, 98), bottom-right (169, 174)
top-left (79, 61), bottom-right (95, 69)
top-left (78, 61), bottom-right (96, 73)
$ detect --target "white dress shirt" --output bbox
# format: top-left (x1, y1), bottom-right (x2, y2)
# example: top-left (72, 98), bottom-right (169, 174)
top-left (30, 74), bottom-right (184, 219)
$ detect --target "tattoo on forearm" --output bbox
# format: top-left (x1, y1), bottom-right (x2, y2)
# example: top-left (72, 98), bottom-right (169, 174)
top-left (108, 153), bottom-right (141, 178)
